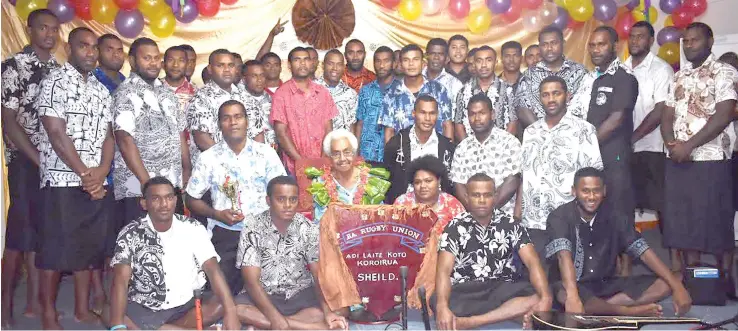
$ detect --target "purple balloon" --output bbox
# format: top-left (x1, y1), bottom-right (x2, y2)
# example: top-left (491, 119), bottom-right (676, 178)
top-left (114, 9), bottom-right (144, 39)
top-left (593, 0), bottom-right (617, 21)
top-left (47, 0), bottom-right (75, 23)
top-left (657, 26), bottom-right (683, 46)
top-left (172, 0), bottom-right (198, 23)
top-left (626, 0), bottom-right (640, 10)
top-left (486, 0), bottom-right (511, 14)
top-left (9, 0), bottom-right (16, 5)
top-left (549, 6), bottom-right (569, 30)
top-left (659, 0), bottom-right (681, 14)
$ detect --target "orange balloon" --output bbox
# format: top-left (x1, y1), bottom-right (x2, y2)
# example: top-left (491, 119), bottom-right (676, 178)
top-left (91, 0), bottom-right (119, 24)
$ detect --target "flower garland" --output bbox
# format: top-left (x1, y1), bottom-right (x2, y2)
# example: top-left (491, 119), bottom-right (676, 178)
top-left (305, 163), bottom-right (391, 207)
top-left (321, 165), bottom-right (370, 205)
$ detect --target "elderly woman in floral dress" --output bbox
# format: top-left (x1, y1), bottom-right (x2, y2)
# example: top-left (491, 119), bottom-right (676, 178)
top-left (306, 129), bottom-right (391, 223)
top-left (394, 155), bottom-right (465, 233)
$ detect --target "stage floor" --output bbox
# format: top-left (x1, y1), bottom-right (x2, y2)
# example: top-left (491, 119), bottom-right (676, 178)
top-left (5, 228), bottom-right (737, 330)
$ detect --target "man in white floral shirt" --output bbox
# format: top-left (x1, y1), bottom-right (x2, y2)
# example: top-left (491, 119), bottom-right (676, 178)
top-left (316, 50), bottom-right (358, 135)
top-left (661, 23), bottom-right (738, 283)
top-left (433, 174), bottom-right (551, 330)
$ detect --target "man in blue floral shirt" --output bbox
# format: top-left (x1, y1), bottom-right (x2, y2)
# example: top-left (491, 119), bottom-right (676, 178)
top-left (356, 46), bottom-right (395, 164)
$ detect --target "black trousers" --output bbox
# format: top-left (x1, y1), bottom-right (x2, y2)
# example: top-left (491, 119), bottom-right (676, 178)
top-left (211, 226), bottom-right (243, 295)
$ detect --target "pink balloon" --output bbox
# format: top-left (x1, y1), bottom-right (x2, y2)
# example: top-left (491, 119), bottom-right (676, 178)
top-left (520, 0), bottom-right (542, 10)
top-left (447, 0), bottom-right (469, 19)
top-left (421, 0), bottom-right (448, 15)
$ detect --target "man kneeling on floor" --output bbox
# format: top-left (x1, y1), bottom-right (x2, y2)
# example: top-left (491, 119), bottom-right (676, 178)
top-left (104, 176), bottom-right (241, 330)
top-left (545, 167), bottom-right (692, 316)
top-left (433, 173), bottom-right (552, 330)
top-left (235, 176), bottom-right (348, 330)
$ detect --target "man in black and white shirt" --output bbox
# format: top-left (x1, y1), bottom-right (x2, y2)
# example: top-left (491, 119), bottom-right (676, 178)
top-left (242, 60), bottom-right (275, 147)
top-left (433, 174), bottom-right (551, 330)
top-left (235, 176), bottom-right (348, 330)
top-left (451, 94), bottom-right (520, 216)
top-left (316, 49), bottom-right (359, 134)
top-left (105, 177), bottom-right (240, 330)
top-left (35, 27), bottom-right (115, 329)
top-left (113, 37), bottom-right (190, 226)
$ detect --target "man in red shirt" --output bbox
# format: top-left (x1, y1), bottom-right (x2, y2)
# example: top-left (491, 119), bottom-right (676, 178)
top-left (342, 39), bottom-right (375, 92)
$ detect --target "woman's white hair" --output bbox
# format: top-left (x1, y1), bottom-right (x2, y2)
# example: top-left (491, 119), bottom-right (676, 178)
top-left (322, 129), bottom-right (358, 155)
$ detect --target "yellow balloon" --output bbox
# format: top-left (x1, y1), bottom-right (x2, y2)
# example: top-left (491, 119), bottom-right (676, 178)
top-left (15, 0), bottom-right (48, 21)
top-left (398, 0), bottom-right (422, 21)
top-left (150, 10), bottom-right (176, 38)
top-left (554, 0), bottom-right (568, 7)
top-left (632, 6), bottom-right (658, 24)
top-left (664, 15), bottom-right (674, 27)
top-left (658, 42), bottom-right (680, 65)
top-left (466, 7), bottom-right (492, 34)
top-left (569, 0), bottom-right (594, 22)
top-left (90, 0), bottom-right (119, 24)
top-left (139, 0), bottom-right (168, 18)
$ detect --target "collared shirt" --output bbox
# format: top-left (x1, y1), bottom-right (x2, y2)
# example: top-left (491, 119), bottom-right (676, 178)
top-left (439, 211), bottom-right (532, 284)
top-left (265, 80), bottom-right (283, 97)
top-left (113, 73), bottom-right (184, 199)
top-left (453, 76), bottom-right (516, 135)
top-left (450, 128), bottom-right (521, 215)
top-left (93, 67), bottom-right (125, 93)
top-left (445, 63), bottom-right (473, 84)
top-left (666, 54), bottom-right (738, 161)
top-left (545, 200), bottom-right (649, 282)
top-left (394, 191), bottom-right (465, 234)
top-left (378, 78), bottom-right (452, 133)
top-left (236, 210), bottom-right (319, 299)
top-left (186, 140), bottom-right (286, 231)
top-left (35, 62), bottom-right (112, 188)
top-left (342, 67), bottom-right (376, 92)
top-left (515, 58), bottom-right (587, 120)
top-left (570, 58), bottom-right (638, 165)
top-left (409, 126), bottom-right (440, 161)
top-left (520, 113), bottom-right (603, 230)
top-left (111, 214), bottom-right (218, 311)
top-left (357, 80), bottom-right (392, 162)
top-left (425, 68), bottom-right (464, 107)
top-left (315, 78), bottom-right (358, 131)
top-left (1, 45), bottom-right (60, 163)
top-left (270, 79), bottom-right (338, 173)
top-left (160, 77), bottom-right (197, 123)
top-left (624, 53), bottom-right (674, 153)
top-left (242, 89), bottom-right (275, 146)
top-left (499, 72), bottom-right (523, 93)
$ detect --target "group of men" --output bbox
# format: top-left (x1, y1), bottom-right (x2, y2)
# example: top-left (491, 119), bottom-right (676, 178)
top-left (2, 6), bottom-right (738, 330)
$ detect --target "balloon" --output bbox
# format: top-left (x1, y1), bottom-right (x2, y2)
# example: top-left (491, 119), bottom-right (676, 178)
top-left (15, 0), bottom-right (48, 21)
top-left (221, 0), bottom-right (237, 5)
top-left (632, 6), bottom-right (658, 23)
top-left (625, 0), bottom-right (638, 10)
top-left (657, 26), bottom-right (682, 45)
top-left (486, 0), bottom-right (510, 14)
top-left (91, 0), bottom-right (118, 23)
top-left (664, 14), bottom-right (673, 26)
top-left (593, 0), bottom-right (617, 21)
top-left (138, 0), bottom-right (167, 17)
top-left (671, 6), bottom-right (694, 28)
top-left (466, 7), bottom-right (492, 34)
top-left (520, 0), bottom-right (542, 10)
top-left (421, 0), bottom-right (448, 15)
top-left (538, 1), bottom-right (558, 25)
top-left (658, 42), bottom-right (680, 65)
top-left (614, 10), bottom-right (635, 38)
top-left (48, 0), bottom-right (75, 22)
top-left (614, 0), bottom-right (631, 5)
top-left (196, 0), bottom-right (219, 16)
top-left (682, 0), bottom-right (706, 16)
top-left (568, 0), bottom-right (594, 22)
top-left (173, 0), bottom-right (198, 22)
top-left (114, 0), bottom-right (137, 10)
top-left (521, 9), bottom-right (544, 32)
top-left (9, 0), bottom-right (17, 5)
top-left (550, 5), bottom-right (569, 30)
top-left (397, 0), bottom-right (422, 20)
top-left (567, 17), bottom-right (583, 29)
top-left (114, 9), bottom-right (143, 38)
top-left (659, 0), bottom-right (681, 14)
top-left (72, 0), bottom-right (92, 19)
top-left (380, 0), bottom-right (401, 9)
top-left (149, 10), bottom-right (176, 37)
top-left (500, 0), bottom-right (521, 23)
top-left (554, 0), bottom-right (567, 6)
top-left (448, 0), bottom-right (470, 19)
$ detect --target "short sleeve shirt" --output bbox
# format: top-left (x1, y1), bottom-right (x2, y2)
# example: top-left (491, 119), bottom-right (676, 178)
top-left (515, 59), bottom-right (587, 120)
top-left (242, 90), bottom-right (275, 145)
top-left (425, 68), bottom-right (464, 108)
top-left (394, 191), bottom-right (465, 233)
top-left (342, 67), bottom-right (376, 92)
top-left (624, 53), bottom-right (674, 153)
top-left (35, 63), bottom-right (112, 188)
top-left (356, 80), bottom-right (391, 162)
top-left (160, 77), bottom-right (197, 126)
top-left (453, 77), bottom-right (517, 135)
top-left (315, 78), bottom-right (358, 131)
top-left (236, 210), bottom-right (319, 298)
top-left (378, 78), bottom-right (452, 133)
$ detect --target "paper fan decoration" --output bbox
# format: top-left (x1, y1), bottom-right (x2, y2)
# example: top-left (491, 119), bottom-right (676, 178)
top-left (292, 0), bottom-right (356, 50)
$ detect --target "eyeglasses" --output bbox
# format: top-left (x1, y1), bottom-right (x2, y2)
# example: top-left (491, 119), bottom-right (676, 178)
top-left (329, 150), bottom-right (355, 159)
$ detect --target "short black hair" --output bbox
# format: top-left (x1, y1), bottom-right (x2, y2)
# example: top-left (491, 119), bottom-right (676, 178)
top-left (408, 155), bottom-right (448, 185)
top-left (262, 52), bottom-right (281, 63)
top-left (501, 41), bottom-right (522, 54)
top-left (414, 94), bottom-right (438, 110)
top-left (68, 27), bottom-right (94, 44)
top-left (142, 176), bottom-right (175, 198)
top-left (27, 9), bottom-right (56, 27)
top-left (305, 46), bottom-right (317, 55)
top-left (540, 75), bottom-right (568, 94)
top-left (426, 38), bottom-right (448, 52)
top-left (374, 46), bottom-right (393, 59)
top-left (467, 93), bottom-right (493, 113)
top-left (129, 37), bottom-right (158, 57)
top-left (474, 45), bottom-right (497, 58)
top-left (209, 48), bottom-right (233, 64)
top-left (164, 45), bottom-right (186, 61)
top-left (467, 173), bottom-right (495, 189)
top-left (539, 26), bottom-right (564, 43)
top-left (525, 44), bottom-right (539, 54)
top-left (593, 25), bottom-right (619, 44)
top-left (232, 52), bottom-right (243, 62)
top-left (719, 52), bottom-right (738, 70)
top-left (242, 59), bottom-right (262, 75)
top-left (400, 44), bottom-right (423, 58)
top-left (267, 175), bottom-right (298, 197)
top-left (346, 39), bottom-right (364, 49)
top-left (98, 33), bottom-right (120, 46)
top-left (179, 44), bottom-right (195, 53)
top-left (217, 99), bottom-right (247, 120)
top-left (468, 47), bottom-right (479, 57)
top-left (324, 49), bottom-right (343, 61)
top-left (631, 21), bottom-right (655, 37)
top-left (686, 22), bottom-right (713, 39)
top-left (288, 47), bottom-right (308, 62)
top-left (573, 167), bottom-right (605, 187)
top-left (201, 66), bottom-right (210, 83)
top-left (448, 34), bottom-right (469, 47)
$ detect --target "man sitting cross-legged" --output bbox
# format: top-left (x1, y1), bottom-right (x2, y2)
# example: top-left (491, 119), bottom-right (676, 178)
top-left (235, 176), bottom-right (348, 330)
top-left (433, 173), bottom-right (552, 330)
top-left (104, 176), bottom-right (240, 330)
top-left (545, 167), bottom-right (692, 316)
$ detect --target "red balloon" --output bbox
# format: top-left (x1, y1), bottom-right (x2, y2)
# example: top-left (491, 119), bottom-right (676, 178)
top-left (671, 7), bottom-right (694, 29)
top-left (114, 0), bottom-right (138, 10)
top-left (614, 10), bottom-right (635, 39)
top-left (567, 19), bottom-right (584, 30)
top-left (500, 0), bottom-right (521, 23)
top-left (380, 0), bottom-right (401, 9)
top-left (220, 0), bottom-right (237, 4)
top-left (520, 0), bottom-right (542, 10)
top-left (447, 0), bottom-right (470, 20)
top-left (682, 0), bottom-right (707, 17)
top-left (73, 0), bottom-right (92, 20)
top-left (197, 0), bottom-right (219, 16)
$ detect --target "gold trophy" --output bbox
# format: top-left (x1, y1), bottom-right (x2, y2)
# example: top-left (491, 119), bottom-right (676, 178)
top-left (221, 176), bottom-right (241, 213)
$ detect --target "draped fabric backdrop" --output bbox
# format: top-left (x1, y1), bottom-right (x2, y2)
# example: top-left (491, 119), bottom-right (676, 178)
top-left (2, 0), bottom-right (599, 85)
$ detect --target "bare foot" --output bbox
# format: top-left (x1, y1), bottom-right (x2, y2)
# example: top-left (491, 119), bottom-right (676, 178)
top-left (41, 312), bottom-right (63, 330)
top-left (22, 303), bottom-right (42, 318)
top-left (74, 310), bottom-right (101, 324)
top-left (91, 295), bottom-right (106, 315)
top-left (625, 303), bottom-right (663, 317)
